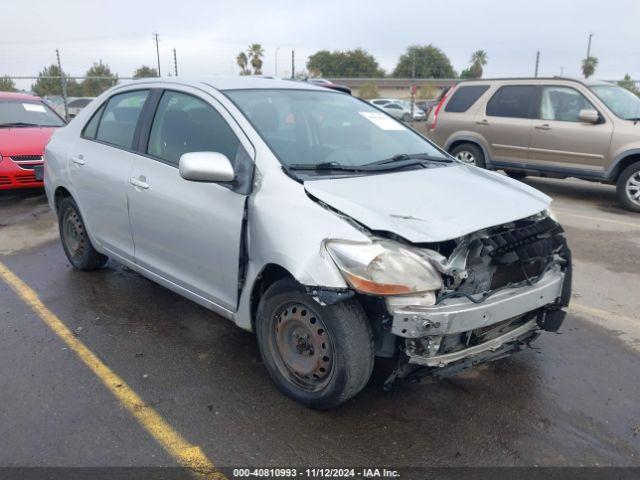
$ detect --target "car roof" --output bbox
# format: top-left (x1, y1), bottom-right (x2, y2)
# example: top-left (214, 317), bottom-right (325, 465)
top-left (454, 77), bottom-right (613, 87)
top-left (0, 91), bottom-right (41, 101)
top-left (115, 76), bottom-right (328, 92)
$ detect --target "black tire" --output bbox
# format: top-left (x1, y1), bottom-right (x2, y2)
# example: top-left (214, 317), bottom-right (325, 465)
top-left (450, 143), bottom-right (486, 168)
top-left (256, 278), bottom-right (374, 409)
top-left (616, 162), bottom-right (640, 212)
top-left (57, 197), bottom-right (108, 270)
top-left (402, 113), bottom-right (412, 122)
top-left (505, 170), bottom-right (527, 179)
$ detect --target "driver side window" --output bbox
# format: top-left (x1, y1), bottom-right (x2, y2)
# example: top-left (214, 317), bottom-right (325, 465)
top-left (540, 86), bottom-right (595, 122)
top-left (147, 90), bottom-right (241, 166)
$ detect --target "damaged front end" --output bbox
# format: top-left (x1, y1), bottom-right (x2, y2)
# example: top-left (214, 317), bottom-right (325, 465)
top-left (382, 211), bottom-right (571, 389)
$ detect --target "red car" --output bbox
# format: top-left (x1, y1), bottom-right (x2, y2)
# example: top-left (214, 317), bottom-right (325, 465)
top-left (0, 91), bottom-right (66, 190)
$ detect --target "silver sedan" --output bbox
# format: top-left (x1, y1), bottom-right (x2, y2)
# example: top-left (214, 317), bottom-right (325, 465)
top-left (44, 77), bottom-right (571, 408)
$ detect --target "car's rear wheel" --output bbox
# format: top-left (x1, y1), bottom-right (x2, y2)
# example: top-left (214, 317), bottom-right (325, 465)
top-left (451, 143), bottom-right (486, 168)
top-left (256, 279), bottom-right (374, 409)
top-left (616, 162), bottom-right (640, 212)
top-left (57, 197), bottom-right (108, 270)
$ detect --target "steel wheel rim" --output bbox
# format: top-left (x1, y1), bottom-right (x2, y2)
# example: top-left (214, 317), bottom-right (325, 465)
top-left (62, 209), bottom-right (86, 260)
top-left (625, 172), bottom-right (640, 206)
top-left (271, 302), bottom-right (334, 392)
top-left (456, 150), bottom-right (476, 165)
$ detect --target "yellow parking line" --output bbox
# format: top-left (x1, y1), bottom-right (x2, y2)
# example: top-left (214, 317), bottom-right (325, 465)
top-left (0, 261), bottom-right (224, 479)
top-left (554, 208), bottom-right (640, 229)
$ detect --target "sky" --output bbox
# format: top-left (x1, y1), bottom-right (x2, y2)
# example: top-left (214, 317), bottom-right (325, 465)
top-left (2, 0), bottom-right (639, 90)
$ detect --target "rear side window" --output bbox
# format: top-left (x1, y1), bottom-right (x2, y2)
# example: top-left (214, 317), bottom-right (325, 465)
top-left (82, 104), bottom-right (105, 139)
top-left (445, 85), bottom-right (489, 112)
top-left (147, 90), bottom-right (241, 166)
top-left (486, 85), bottom-right (536, 119)
top-left (95, 90), bottom-right (149, 149)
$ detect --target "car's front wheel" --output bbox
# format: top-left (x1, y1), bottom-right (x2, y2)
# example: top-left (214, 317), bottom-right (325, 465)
top-left (402, 113), bottom-right (412, 122)
top-left (57, 197), bottom-right (108, 270)
top-left (616, 162), bottom-right (640, 212)
top-left (256, 279), bottom-right (374, 409)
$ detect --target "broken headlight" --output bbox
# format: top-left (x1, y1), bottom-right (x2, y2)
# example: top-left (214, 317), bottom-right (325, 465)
top-left (325, 239), bottom-right (443, 296)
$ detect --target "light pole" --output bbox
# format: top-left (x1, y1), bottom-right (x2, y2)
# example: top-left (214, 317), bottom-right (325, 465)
top-left (275, 47), bottom-right (280, 77)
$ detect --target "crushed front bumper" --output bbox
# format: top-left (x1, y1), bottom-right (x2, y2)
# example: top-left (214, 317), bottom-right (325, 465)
top-left (407, 318), bottom-right (538, 367)
top-left (387, 268), bottom-right (565, 339)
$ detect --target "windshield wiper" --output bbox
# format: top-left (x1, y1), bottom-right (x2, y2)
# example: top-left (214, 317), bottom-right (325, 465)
top-left (288, 155), bottom-right (452, 174)
top-left (0, 122), bottom-right (40, 128)
top-left (288, 161), bottom-right (365, 172)
top-left (365, 153), bottom-right (451, 167)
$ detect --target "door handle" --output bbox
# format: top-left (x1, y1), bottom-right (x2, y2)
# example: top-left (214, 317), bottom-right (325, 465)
top-left (129, 177), bottom-right (149, 189)
top-left (535, 124), bottom-right (552, 131)
top-left (71, 156), bottom-right (85, 166)
top-left (476, 119), bottom-right (489, 125)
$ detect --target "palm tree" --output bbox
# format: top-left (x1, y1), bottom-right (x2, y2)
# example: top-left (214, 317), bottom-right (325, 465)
top-left (247, 44), bottom-right (265, 75)
top-left (236, 52), bottom-right (251, 76)
top-left (581, 56), bottom-right (598, 79)
top-left (469, 50), bottom-right (488, 78)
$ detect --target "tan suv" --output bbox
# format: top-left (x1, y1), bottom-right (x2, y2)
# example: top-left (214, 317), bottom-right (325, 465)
top-left (427, 78), bottom-right (640, 211)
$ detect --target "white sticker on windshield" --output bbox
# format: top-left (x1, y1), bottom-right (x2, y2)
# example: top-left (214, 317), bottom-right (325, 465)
top-left (359, 111), bottom-right (406, 131)
top-left (23, 103), bottom-right (46, 113)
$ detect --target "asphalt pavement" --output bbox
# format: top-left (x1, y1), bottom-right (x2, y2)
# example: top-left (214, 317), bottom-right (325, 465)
top-left (0, 178), bottom-right (639, 474)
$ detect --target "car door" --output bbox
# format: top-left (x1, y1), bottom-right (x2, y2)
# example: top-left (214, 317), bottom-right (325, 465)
top-left (475, 84), bottom-right (536, 165)
top-left (68, 89), bottom-right (150, 260)
top-left (528, 85), bottom-right (613, 172)
top-left (127, 88), bottom-right (253, 311)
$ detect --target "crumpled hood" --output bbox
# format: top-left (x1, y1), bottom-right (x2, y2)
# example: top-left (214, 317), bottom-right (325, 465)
top-left (0, 127), bottom-right (57, 156)
top-left (304, 164), bottom-right (551, 243)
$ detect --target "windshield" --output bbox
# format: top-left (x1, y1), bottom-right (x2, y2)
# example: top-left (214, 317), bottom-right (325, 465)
top-left (0, 99), bottom-right (66, 127)
top-left (590, 84), bottom-right (640, 120)
top-left (224, 89), bottom-right (448, 169)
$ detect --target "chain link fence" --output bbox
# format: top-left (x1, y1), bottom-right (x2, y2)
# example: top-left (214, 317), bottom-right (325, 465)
top-left (2, 74), bottom-right (638, 124)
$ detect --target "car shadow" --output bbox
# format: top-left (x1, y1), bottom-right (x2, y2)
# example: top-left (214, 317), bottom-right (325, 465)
top-left (0, 188), bottom-right (46, 204)
top-left (520, 177), bottom-right (631, 215)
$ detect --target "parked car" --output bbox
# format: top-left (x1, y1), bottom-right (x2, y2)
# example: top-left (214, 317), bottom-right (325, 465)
top-left (370, 98), bottom-right (397, 107)
top-left (45, 78), bottom-right (571, 408)
top-left (0, 92), bottom-right (66, 190)
top-left (379, 100), bottom-right (426, 122)
top-left (67, 97), bottom-right (95, 118)
top-left (427, 77), bottom-right (640, 211)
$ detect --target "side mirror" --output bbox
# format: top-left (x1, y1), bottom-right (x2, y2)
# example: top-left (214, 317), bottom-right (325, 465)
top-left (578, 109), bottom-right (599, 124)
top-left (179, 152), bottom-right (235, 182)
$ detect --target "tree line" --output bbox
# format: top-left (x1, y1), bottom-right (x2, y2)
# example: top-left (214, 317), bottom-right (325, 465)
top-left (230, 42), bottom-right (638, 97)
top-left (0, 45), bottom-right (637, 97)
top-left (302, 45), bottom-right (485, 79)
